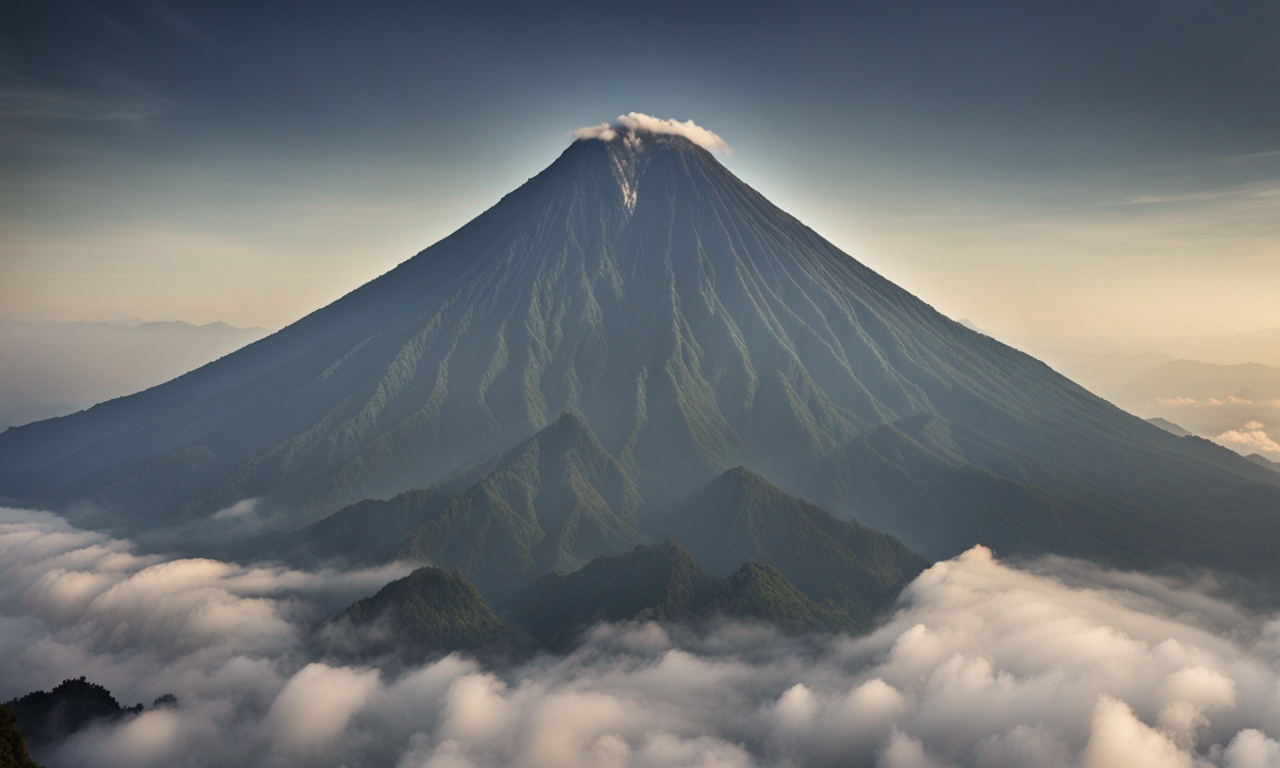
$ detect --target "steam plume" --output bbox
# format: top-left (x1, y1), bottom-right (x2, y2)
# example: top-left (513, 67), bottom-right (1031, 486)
top-left (573, 113), bottom-right (732, 155)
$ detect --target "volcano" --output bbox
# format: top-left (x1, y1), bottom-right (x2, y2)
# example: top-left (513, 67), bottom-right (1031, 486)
top-left (3, 121), bottom-right (1278, 574)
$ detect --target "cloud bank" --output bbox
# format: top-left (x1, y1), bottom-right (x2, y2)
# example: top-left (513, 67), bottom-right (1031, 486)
top-left (3, 509), bottom-right (1280, 767)
top-left (1215, 421), bottom-right (1280, 455)
top-left (574, 113), bottom-right (732, 155)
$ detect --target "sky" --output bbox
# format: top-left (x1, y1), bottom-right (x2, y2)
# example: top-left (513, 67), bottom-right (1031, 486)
top-left (1, 0), bottom-right (1277, 345)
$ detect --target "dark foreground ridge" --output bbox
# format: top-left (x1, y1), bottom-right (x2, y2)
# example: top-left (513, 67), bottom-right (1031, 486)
top-left (2, 126), bottom-right (1279, 579)
top-left (2, 677), bottom-right (177, 758)
top-left (0, 705), bottom-right (40, 768)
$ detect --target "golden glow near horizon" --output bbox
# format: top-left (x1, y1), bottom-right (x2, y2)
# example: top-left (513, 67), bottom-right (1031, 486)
top-left (4, 143), bottom-right (1276, 351)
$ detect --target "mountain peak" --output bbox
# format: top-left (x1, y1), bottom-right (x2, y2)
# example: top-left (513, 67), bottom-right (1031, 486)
top-left (556, 125), bottom-right (726, 215)
top-left (572, 112), bottom-right (731, 155)
top-left (709, 466), bottom-right (776, 496)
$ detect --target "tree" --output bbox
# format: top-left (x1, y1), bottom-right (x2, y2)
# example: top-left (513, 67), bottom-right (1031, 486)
top-left (0, 705), bottom-right (40, 768)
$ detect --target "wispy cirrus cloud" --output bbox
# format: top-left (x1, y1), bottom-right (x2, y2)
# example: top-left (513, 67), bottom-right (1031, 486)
top-left (0, 76), bottom-right (167, 127)
top-left (0, 68), bottom-right (172, 162)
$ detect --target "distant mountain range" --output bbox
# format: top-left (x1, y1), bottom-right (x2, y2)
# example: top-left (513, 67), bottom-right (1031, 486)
top-left (1147, 417), bottom-right (1194, 438)
top-left (0, 319), bottom-right (271, 429)
top-left (3, 125), bottom-right (1279, 597)
top-left (1247, 453), bottom-right (1280, 473)
top-left (1038, 352), bottom-right (1280, 410)
top-left (1029, 349), bottom-right (1280, 462)
top-left (1162, 327), bottom-right (1280, 367)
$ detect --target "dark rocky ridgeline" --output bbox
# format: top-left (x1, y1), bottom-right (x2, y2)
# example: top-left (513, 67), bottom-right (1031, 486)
top-left (2, 678), bottom-right (177, 754)
top-left (3, 678), bottom-right (132, 749)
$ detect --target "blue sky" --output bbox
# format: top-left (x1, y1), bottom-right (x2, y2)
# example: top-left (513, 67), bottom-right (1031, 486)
top-left (1, 0), bottom-right (1277, 342)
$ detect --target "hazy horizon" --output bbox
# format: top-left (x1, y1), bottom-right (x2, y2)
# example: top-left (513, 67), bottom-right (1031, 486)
top-left (4, 138), bottom-right (1277, 345)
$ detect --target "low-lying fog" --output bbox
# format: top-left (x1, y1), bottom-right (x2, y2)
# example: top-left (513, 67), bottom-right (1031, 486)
top-left (3, 506), bottom-right (1279, 768)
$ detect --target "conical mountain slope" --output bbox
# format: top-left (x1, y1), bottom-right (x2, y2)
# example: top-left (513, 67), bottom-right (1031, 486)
top-left (2, 123), bottom-right (1279, 575)
top-left (0, 128), bottom-right (940, 518)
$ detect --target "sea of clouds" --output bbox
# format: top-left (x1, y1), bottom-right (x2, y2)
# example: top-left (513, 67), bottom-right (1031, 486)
top-left (3, 505), bottom-right (1280, 768)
